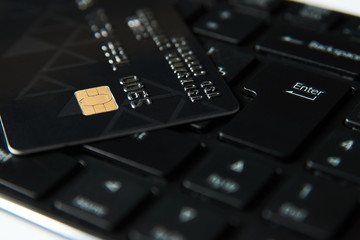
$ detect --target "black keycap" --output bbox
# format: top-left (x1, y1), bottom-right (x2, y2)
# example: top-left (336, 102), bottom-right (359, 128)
top-left (255, 25), bottom-right (360, 79)
top-left (84, 129), bottom-right (199, 177)
top-left (0, 145), bottom-right (78, 199)
top-left (171, 0), bottom-right (203, 20)
top-left (54, 165), bottom-right (150, 230)
top-left (219, 64), bottom-right (351, 158)
top-left (229, 0), bottom-right (281, 17)
top-left (129, 196), bottom-right (227, 240)
top-left (189, 119), bottom-right (213, 132)
top-left (193, 6), bottom-right (262, 44)
top-left (262, 176), bottom-right (356, 240)
top-left (183, 146), bottom-right (274, 208)
top-left (307, 129), bottom-right (360, 184)
top-left (203, 38), bottom-right (256, 83)
top-left (285, 4), bottom-right (340, 31)
top-left (343, 19), bottom-right (360, 39)
top-left (345, 102), bottom-right (360, 129)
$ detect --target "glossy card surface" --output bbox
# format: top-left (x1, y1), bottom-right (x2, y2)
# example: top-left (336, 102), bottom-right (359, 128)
top-left (0, 0), bottom-right (239, 154)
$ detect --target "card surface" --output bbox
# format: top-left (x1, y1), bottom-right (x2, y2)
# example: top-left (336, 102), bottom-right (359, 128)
top-left (0, 0), bottom-right (239, 154)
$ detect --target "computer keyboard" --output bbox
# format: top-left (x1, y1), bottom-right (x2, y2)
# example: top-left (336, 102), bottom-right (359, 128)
top-left (1, 0), bottom-right (360, 239)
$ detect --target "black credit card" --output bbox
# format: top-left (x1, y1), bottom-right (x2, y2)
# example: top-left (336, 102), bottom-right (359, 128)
top-left (0, 0), bottom-right (239, 154)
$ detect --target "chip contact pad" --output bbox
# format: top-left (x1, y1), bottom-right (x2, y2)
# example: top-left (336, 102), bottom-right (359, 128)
top-left (75, 86), bottom-right (118, 116)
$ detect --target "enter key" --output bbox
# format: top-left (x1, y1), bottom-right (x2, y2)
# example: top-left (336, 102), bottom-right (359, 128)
top-left (220, 64), bottom-right (352, 158)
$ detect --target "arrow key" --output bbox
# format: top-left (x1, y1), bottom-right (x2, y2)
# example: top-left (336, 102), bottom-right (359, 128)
top-left (307, 129), bottom-right (360, 184)
top-left (129, 196), bottom-right (227, 240)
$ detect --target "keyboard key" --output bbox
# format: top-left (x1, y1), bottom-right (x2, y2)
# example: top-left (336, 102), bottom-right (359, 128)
top-left (262, 176), bottom-right (356, 240)
top-left (54, 165), bottom-right (150, 230)
top-left (343, 19), bottom-right (360, 39)
top-left (129, 196), bottom-right (227, 240)
top-left (219, 64), bottom-right (351, 158)
top-left (172, 0), bottom-right (203, 20)
top-left (284, 4), bottom-right (340, 31)
top-left (0, 145), bottom-right (78, 199)
top-left (203, 38), bottom-right (256, 83)
top-left (307, 129), bottom-right (360, 184)
top-left (255, 25), bottom-right (360, 79)
top-left (84, 130), bottom-right (199, 177)
top-left (345, 102), bottom-right (360, 129)
top-left (189, 119), bottom-right (213, 132)
top-left (193, 6), bottom-right (262, 44)
top-left (229, 0), bottom-right (281, 17)
top-left (183, 146), bottom-right (274, 208)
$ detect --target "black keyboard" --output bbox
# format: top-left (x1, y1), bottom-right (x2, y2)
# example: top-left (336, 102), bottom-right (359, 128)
top-left (1, 0), bottom-right (360, 239)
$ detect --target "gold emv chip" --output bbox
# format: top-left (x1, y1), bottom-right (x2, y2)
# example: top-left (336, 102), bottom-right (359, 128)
top-left (75, 86), bottom-right (118, 116)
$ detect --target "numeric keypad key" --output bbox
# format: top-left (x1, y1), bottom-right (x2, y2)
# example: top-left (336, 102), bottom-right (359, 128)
top-left (262, 176), bottom-right (356, 240)
top-left (129, 196), bottom-right (227, 240)
top-left (183, 146), bottom-right (275, 208)
top-left (307, 129), bottom-right (360, 184)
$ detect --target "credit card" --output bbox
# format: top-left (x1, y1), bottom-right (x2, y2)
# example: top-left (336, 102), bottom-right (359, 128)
top-left (0, 0), bottom-right (239, 154)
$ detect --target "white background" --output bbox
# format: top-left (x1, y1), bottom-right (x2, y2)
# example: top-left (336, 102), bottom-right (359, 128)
top-left (292, 0), bottom-right (360, 17)
top-left (1, 0), bottom-right (360, 239)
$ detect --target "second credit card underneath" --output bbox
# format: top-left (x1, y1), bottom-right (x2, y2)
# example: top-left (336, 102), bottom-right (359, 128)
top-left (0, 0), bottom-right (239, 155)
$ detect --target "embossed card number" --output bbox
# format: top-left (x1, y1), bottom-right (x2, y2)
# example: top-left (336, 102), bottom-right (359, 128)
top-left (119, 76), bottom-right (152, 109)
